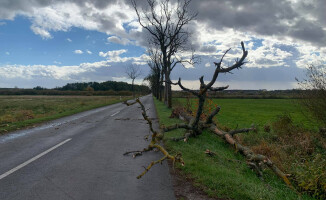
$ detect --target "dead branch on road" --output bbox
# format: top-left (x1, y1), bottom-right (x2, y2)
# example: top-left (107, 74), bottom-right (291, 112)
top-left (123, 99), bottom-right (184, 179)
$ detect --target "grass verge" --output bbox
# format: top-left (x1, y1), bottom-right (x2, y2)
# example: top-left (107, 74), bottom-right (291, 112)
top-left (0, 95), bottom-right (130, 134)
top-left (154, 98), bottom-right (314, 200)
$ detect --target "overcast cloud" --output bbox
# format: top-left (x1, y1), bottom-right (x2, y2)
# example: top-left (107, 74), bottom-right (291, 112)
top-left (0, 0), bottom-right (325, 89)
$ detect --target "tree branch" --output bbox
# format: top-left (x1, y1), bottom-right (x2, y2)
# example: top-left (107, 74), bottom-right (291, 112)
top-left (206, 106), bottom-right (221, 124)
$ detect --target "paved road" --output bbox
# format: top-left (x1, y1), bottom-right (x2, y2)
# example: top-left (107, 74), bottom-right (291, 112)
top-left (0, 95), bottom-right (175, 200)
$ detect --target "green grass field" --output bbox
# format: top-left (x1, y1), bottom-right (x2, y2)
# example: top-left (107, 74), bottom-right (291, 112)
top-left (0, 95), bottom-right (129, 134)
top-left (154, 98), bottom-right (319, 200)
top-left (174, 98), bottom-right (320, 130)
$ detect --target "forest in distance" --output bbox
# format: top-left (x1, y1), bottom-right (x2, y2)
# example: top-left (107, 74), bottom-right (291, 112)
top-left (0, 80), bottom-right (150, 96)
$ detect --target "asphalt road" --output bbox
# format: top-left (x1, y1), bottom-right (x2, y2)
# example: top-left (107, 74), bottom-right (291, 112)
top-left (0, 95), bottom-right (175, 200)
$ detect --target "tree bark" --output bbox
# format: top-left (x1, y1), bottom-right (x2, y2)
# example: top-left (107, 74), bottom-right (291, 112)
top-left (159, 70), bottom-right (164, 101)
top-left (132, 79), bottom-right (135, 98)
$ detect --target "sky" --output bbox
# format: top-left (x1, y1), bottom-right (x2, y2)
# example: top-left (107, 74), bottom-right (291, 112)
top-left (0, 0), bottom-right (325, 90)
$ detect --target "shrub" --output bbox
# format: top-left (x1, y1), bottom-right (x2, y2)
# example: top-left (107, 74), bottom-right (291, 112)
top-left (294, 154), bottom-right (326, 199)
top-left (297, 65), bottom-right (326, 127)
top-left (263, 124), bottom-right (271, 133)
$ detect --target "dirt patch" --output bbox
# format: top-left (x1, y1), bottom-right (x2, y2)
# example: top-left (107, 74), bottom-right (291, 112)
top-left (168, 160), bottom-right (229, 200)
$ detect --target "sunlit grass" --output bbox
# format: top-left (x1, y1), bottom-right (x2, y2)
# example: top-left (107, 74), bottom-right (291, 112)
top-left (0, 95), bottom-right (129, 134)
top-left (154, 98), bottom-right (314, 200)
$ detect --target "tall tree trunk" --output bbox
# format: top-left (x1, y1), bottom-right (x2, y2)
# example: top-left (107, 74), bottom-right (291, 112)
top-left (156, 75), bottom-right (160, 99)
top-left (167, 83), bottom-right (172, 108)
top-left (159, 71), bottom-right (164, 101)
top-left (164, 73), bottom-right (168, 105)
top-left (132, 79), bottom-right (135, 98)
top-left (164, 70), bottom-right (172, 108)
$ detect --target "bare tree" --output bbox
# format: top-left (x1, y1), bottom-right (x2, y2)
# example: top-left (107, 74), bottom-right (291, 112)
top-left (123, 42), bottom-right (294, 190)
top-left (146, 47), bottom-right (164, 100)
top-left (297, 65), bottom-right (326, 128)
top-left (132, 0), bottom-right (197, 108)
top-left (125, 65), bottom-right (142, 97)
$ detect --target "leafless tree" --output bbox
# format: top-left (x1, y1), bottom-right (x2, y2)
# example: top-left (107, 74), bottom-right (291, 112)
top-left (297, 65), bottom-right (326, 128)
top-left (125, 65), bottom-right (142, 97)
top-left (123, 42), bottom-right (294, 190)
top-left (146, 47), bottom-right (164, 100)
top-left (132, 0), bottom-right (197, 108)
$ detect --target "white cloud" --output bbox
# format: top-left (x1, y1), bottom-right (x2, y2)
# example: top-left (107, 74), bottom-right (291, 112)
top-left (245, 40), bottom-right (293, 68)
top-left (99, 49), bottom-right (128, 61)
top-left (30, 25), bottom-right (52, 39)
top-left (74, 50), bottom-right (83, 54)
top-left (86, 50), bottom-right (92, 54)
top-left (99, 49), bottom-right (149, 65)
top-left (205, 62), bottom-right (211, 67)
top-left (295, 45), bottom-right (326, 68)
top-left (0, 0), bottom-right (325, 89)
top-left (67, 38), bottom-right (72, 42)
top-left (107, 36), bottom-right (131, 45)
top-left (13, 1), bottom-right (136, 40)
top-left (112, 76), bottom-right (144, 85)
top-left (5, 52), bottom-right (10, 55)
top-left (0, 61), bottom-right (110, 80)
top-left (53, 61), bottom-right (61, 64)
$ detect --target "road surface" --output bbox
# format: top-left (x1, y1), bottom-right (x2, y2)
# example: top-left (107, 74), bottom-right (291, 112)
top-left (0, 95), bottom-right (175, 200)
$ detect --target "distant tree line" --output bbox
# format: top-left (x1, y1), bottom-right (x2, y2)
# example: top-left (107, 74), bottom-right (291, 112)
top-left (0, 80), bottom-right (150, 96)
top-left (57, 80), bottom-right (149, 92)
top-left (172, 89), bottom-right (302, 99)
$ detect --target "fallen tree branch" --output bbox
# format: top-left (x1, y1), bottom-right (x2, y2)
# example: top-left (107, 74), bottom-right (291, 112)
top-left (228, 127), bottom-right (256, 136)
top-left (123, 41), bottom-right (296, 193)
top-left (162, 123), bottom-right (191, 132)
top-left (123, 98), bottom-right (184, 178)
top-left (206, 106), bottom-right (221, 124)
top-left (208, 124), bottom-right (294, 189)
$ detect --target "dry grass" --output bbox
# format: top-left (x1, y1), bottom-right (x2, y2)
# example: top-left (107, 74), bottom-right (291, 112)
top-left (0, 95), bottom-right (129, 134)
top-left (174, 97), bottom-right (326, 199)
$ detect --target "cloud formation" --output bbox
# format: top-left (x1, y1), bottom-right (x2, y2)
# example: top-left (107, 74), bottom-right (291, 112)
top-left (0, 0), bottom-right (325, 89)
top-left (107, 36), bottom-right (132, 45)
top-left (99, 49), bottom-right (149, 65)
top-left (74, 50), bottom-right (83, 54)
top-left (0, 61), bottom-right (110, 81)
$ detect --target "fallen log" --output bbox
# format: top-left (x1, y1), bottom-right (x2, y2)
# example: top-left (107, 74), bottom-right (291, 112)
top-left (123, 42), bottom-right (295, 192)
top-left (172, 108), bottom-right (294, 188)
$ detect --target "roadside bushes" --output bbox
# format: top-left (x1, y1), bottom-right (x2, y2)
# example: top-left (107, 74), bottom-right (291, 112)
top-left (185, 97), bottom-right (325, 199)
top-left (297, 65), bottom-right (326, 128)
top-left (239, 114), bottom-right (326, 199)
top-left (294, 154), bottom-right (326, 199)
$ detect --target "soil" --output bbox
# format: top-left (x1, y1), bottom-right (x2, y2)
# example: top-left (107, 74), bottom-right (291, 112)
top-left (167, 160), bottom-right (230, 200)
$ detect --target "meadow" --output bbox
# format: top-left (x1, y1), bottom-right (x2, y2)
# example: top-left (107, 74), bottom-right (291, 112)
top-left (174, 98), bottom-right (319, 130)
top-left (0, 95), bottom-right (129, 134)
top-left (154, 98), bottom-right (325, 200)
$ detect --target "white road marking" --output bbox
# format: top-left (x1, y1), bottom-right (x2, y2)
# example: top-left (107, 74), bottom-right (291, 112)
top-left (110, 111), bottom-right (120, 117)
top-left (0, 138), bottom-right (72, 180)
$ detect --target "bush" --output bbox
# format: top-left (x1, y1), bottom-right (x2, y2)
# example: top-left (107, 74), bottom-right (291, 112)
top-left (297, 65), bottom-right (326, 127)
top-left (263, 124), bottom-right (271, 133)
top-left (294, 154), bottom-right (326, 199)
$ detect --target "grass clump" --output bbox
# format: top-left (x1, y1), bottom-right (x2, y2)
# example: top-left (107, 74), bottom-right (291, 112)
top-left (154, 98), bottom-right (312, 200)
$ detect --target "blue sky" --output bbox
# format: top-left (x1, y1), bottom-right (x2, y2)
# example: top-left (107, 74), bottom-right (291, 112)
top-left (0, 16), bottom-right (145, 66)
top-left (0, 0), bottom-right (325, 90)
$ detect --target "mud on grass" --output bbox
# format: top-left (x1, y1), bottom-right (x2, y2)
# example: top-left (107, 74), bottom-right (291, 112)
top-left (0, 95), bottom-right (129, 134)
